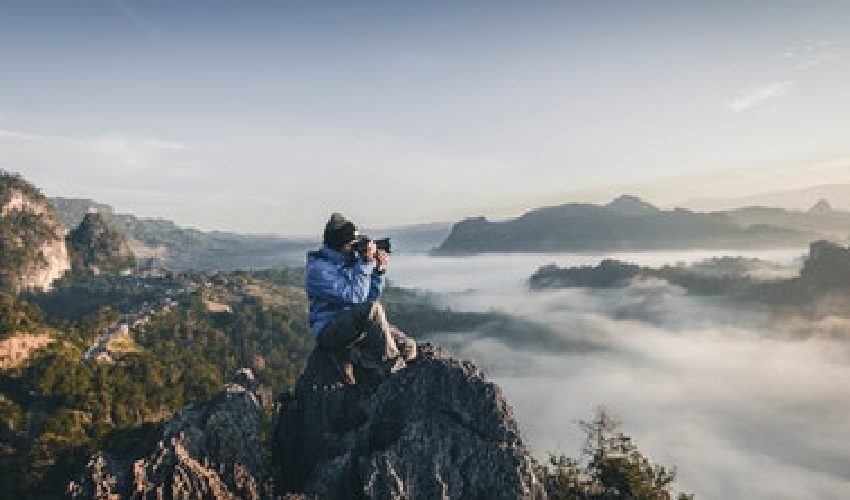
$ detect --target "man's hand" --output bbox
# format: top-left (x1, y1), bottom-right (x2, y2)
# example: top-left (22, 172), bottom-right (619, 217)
top-left (375, 249), bottom-right (389, 273)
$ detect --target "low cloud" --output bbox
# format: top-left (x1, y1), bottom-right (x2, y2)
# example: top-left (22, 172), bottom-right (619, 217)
top-left (394, 252), bottom-right (850, 500)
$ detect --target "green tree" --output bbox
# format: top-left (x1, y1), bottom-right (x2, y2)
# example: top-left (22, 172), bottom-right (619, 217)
top-left (539, 407), bottom-right (694, 500)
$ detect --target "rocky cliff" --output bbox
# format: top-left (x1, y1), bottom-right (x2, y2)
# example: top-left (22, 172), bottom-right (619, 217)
top-left (0, 172), bottom-right (70, 292)
top-left (70, 346), bottom-right (545, 499)
top-left (67, 211), bottom-right (136, 275)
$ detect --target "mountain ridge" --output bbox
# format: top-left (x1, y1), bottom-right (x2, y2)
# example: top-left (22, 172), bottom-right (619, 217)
top-left (435, 195), bottom-right (846, 255)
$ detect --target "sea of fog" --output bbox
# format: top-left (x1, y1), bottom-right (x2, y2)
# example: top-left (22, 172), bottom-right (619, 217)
top-left (389, 249), bottom-right (850, 500)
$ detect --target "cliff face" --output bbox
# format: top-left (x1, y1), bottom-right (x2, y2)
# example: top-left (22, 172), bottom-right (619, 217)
top-left (70, 346), bottom-right (545, 499)
top-left (274, 343), bottom-right (545, 499)
top-left (0, 173), bottom-right (70, 292)
top-left (67, 211), bottom-right (136, 275)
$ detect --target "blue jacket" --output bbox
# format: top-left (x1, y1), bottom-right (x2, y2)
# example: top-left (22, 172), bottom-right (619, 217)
top-left (305, 245), bottom-right (385, 336)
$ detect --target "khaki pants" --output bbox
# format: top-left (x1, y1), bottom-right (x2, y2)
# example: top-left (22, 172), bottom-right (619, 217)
top-left (317, 302), bottom-right (416, 366)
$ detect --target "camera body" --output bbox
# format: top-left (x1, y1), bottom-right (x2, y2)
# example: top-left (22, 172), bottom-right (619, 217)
top-left (353, 235), bottom-right (392, 257)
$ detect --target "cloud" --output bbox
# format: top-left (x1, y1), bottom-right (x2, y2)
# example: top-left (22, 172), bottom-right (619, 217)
top-left (782, 40), bottom-right (839, 72)
top-left (728, 80), bottom-right (794, 112)
top-left (0, 128), bottom-right (41, 141)
top-left (0, 124), bottom-right (198, 215)
top-left (86, 134), bottom-right (186, 169)
top-left (391, 250), bottom-right (850, 499)
top-left (726, 41), bottom-right (839, 114)
top-left (0, 126), bottom-right (186, 165)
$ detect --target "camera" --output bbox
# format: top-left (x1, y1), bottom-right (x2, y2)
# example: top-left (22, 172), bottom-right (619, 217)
top-left (353, 235), bottom-right (392, 257)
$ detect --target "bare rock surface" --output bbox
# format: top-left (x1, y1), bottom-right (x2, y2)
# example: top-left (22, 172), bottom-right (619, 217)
top-left (68, 372), bottom-right (264, 499)
top-left (273, 343), bottom-right (546, 500)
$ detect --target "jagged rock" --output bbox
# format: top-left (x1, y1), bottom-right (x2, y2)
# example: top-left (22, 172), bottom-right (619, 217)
top-left (0, 172), bottom-right (71, 292)
top-left (273, 343), bottom-right (546, 499)
top-left (69, 370), bottom-right (264, 499)
top-left (67, 211), bottom-right (136, 275)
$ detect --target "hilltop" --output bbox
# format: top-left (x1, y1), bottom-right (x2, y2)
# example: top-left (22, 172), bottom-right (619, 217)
top-left (67, 211), bottom-right (137, 276)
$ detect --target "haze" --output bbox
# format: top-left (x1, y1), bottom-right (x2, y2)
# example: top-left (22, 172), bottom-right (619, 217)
top-left (1, 1), bottom-right (850, 234)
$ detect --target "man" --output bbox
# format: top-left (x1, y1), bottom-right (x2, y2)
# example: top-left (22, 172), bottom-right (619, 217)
top-left (306, 213), bottom-right (416, 384)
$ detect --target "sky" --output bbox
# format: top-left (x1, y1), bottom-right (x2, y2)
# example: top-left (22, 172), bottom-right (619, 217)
top-left (1, 0), bottom-right (849, 235)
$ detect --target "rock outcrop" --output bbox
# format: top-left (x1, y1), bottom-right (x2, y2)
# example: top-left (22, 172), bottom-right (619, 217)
top-left (273, 343), bottom-right (545, 499)
top-left (67, 211), bottom-right (136, 275)
top-left (70, 348), bottom-right (545, 499)
top-left (0, 172), bottom-right (70, 292)
top-left (68, 369), bottom-right (265, 499)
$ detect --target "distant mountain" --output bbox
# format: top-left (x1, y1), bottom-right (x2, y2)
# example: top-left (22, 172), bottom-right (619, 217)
top-left (435, 195), bottom-right (823, 255)
top-left (721, 200), bottom-right (850, 239)
top-left (50, 197), bottom-right (313, 270)
top-left (683, 183), bottom-right (850, 212)
top-left (67, 212), bottom-right (136, 275)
